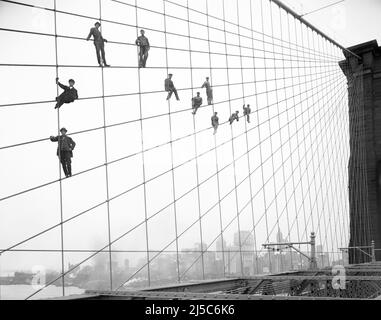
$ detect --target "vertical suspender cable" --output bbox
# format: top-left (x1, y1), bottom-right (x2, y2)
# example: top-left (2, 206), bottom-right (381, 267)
top-left (249, 0), bottom-right (267, 273)
top-left (236, 0), bottom-right (258, 276)
top-left (134, 2), bottom-right (152, 287)
top-left (53, 0), bottom-right (65, 296)
top-left (162, 0), bottom-right (181, 283)
top-left (98, 0), bottom-right (113, 290)
top-left (205, 0), bottom-right (227, 278)
top-left (185, 0), bottom-right (206, 280)
top-left (221, 0), bottom-right (243, 276)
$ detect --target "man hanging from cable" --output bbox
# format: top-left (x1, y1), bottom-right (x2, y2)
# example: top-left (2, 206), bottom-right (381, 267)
top-left (201, 77), bottom-right (213, 105)
top-left (211, 112), bottom-right (219, 135)
top-left (191, 92), bottom-right (203, 115)
top-left (229, 110), bottom-right (239, 125)
top-left (50, 128), bottom-right (76, 178)
top-left (243, 104), bottom-right (251, 123)
top-left (165, 73), bottom-right (180, 101)
top-left (135, 29), bottom-right (150, 68)
top-left (86, 21), bottom-right (110, 67)
top-left (54, 77), bottom-right (78, 109)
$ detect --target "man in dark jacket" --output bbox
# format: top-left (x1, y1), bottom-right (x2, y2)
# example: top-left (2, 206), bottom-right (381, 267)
top-left (50, 128), bottom-right (76, 178)
top-left (55, 78), bottom-right (78, 109)
top-left (192, 92), bottom-right (203, 115)
top-left (87, 22), bottom-right (110, 67)
top-left (165, 74), bottom-right (180, 101)
top-left (243, 104), bottom-right (251, 123)
top-left (202, 77), bottom-right (213, 105)
top-left (211, 112), bottom-right (219, 134)
top-left (135, 29), bottom-right (150, 68)
top-left (229, 111), bottom-right (239, 125)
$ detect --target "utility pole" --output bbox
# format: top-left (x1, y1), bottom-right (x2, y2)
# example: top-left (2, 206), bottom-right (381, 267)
top-left (263, 232), bottom-right (318, 270)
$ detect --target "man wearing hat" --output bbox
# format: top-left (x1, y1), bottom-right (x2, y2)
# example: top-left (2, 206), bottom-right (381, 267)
top-left (135, 29), bottom-right (150, 68)
top-left (229, 110), bottom-right (239, 125)
top-left (86, 21), bottom-right (110, 67)
top-left (201, 77), bottom-right (213, 105)
top-left (243, 104), bottom-right (251, 123)
top-left (191, 92), bottom-right (203, 115)
top-left (55, 77), bottom-right (78, 109)
top-left (50, 128), bottom-right (76, 178)
top-left (164, 73), bottom-right (180, 101)
top-left (211, 112), bottom-right (219, 135)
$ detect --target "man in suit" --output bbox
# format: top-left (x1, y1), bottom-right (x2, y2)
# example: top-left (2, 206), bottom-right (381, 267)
top-left (87, 21), bottom-right (110, 67)
top-left (50, 128), bottom-right (76, 178)
top-left (229, 111), bottom-right (239, 125)
top-left (202, 77), bottom-right (213, 105)
top-left (192, 92), bottom-right (203, 115)
top-left (135, 29), bottom-right (150, 68)
top-left (165, 74), bottom-right (180, 101)
top-left (55, 78), bottom-right (78, 109)
top-left (243, 104), bottom-right (251, 123)
top-left (211, 112), bottom-right (219, 134)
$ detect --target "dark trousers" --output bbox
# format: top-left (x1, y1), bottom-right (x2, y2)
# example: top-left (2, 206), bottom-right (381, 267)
top-left (95, 42), bottom-right (107, 65)
top-left (167, 88), bottom-right (179, 100)
top-left (138, 46), bottom-right (149, 67)
top-left (206, 89), bottom-right (213, 105)
top-left (59, 151), bottom-right (72, 177)
top-left (55, 95), bottom-right (73, 109)
top-left (192, 104), bottom-right (202, 114)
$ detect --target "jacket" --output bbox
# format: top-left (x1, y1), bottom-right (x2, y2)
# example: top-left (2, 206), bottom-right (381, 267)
top-left (58, 82), bottom-right (78, 102)
top-left (135, 35), bottom-right (150, 47)
top-left (165, 78), bottom-right (175, 91)
top-left (211, 115), bottom-right (219, 126)
top-left (192, 96), bottom-right (203, 107)
top-left (243, 106), bottom-right (251, 115)
top-left (229, 113), bottom-right (239, 123)
top-left (202, 81), bottom-right (211, 91)
top-left (50, 135), bottom-right (76, 157)
top-left (87, 27), bottom-right (106, 44)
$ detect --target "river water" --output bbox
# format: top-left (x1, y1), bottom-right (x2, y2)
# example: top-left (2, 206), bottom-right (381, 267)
top-left (0, 285), bottom-right (85, 300)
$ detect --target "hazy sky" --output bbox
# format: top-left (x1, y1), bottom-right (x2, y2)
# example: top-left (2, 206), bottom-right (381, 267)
top-left (282, 0), bottom-right (381, 47)
top-left (0, 0), bottom-right (356, 297)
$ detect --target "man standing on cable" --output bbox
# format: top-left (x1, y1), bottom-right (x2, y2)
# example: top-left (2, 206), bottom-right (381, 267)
top-left (202, 77), bottom-right (213, 105)
top-left (229, 111), bottom-right (239, 125)
top-left (135, 29), bottom-right (150, 68)
top-left (54, 77), bottom-right (78, 109)
top-left (50, 128), bottom-right (76, 178)
top-left (86, 21), bottom-right (110, 67)
top-left (165, 73), bottom-right (180, 101)
top-left (211, 112), bottom-right (219, 134)
top-left (243, 104), bottom-right (251, 123)
top-left (192, 92), bottom-right (203, 115)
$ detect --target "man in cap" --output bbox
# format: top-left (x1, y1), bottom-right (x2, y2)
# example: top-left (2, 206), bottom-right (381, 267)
top-left (229, 111), bottom-right (239, 125)
top-left (201, 77), bottom-right (213, 105)
top-left (55, 77), bottom-right (78, 109)
top-left (164, 73), bottom-right (180, 101)
top-left (135, 29), bottom-right (150, 68)
top-left (86, 21), bottom-right (110, 67)
top-left (50, 128), bottom-right (76, 178)
top-left (211, 112), bottom-right (219, 135)
top-left (191, 92), bottom-right (203, 115)
top-left (243, 104), bottom-right (251, 123)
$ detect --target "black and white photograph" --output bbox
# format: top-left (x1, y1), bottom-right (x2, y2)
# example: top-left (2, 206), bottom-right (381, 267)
top-left (0, 0), bottom-right (381, 312)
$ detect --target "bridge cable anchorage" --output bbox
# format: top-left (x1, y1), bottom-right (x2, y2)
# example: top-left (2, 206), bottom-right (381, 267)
top-left (0, 0), bottom-right (363, 299)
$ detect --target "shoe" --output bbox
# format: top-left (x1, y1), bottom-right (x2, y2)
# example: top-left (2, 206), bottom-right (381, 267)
top-left (104, 64), bottom-right (111, 67)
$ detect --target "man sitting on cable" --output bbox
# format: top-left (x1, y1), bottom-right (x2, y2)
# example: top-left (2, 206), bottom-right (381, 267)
top-left (54, 77), bottom-right (78, 109)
